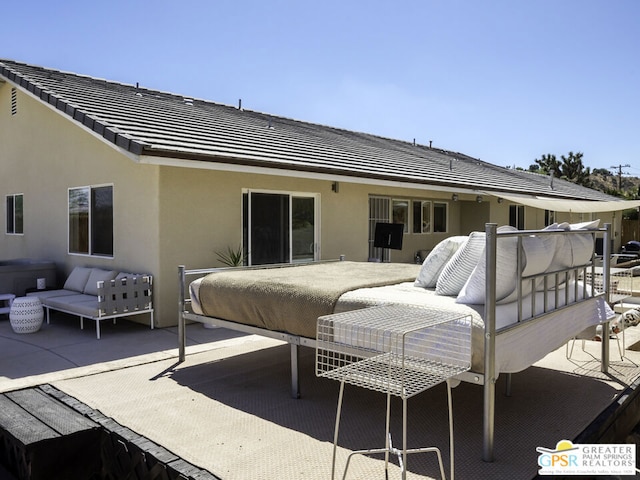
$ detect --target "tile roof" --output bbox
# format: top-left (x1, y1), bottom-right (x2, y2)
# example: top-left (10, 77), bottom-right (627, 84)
top-left (0, 59), bottom-right (617, 201)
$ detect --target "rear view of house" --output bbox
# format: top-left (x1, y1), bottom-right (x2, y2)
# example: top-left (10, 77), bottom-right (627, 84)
top-left (0, 59), bottom-right (633, 328)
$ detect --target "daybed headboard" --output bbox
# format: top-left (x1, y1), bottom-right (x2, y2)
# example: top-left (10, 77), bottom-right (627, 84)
top-left (484, 222), bottom-right (611, 329)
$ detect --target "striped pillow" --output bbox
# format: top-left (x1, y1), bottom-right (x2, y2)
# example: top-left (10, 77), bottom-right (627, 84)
top-left (456, 226), bottom-right (518, 304)
top-left (414, 236), bottom-right (467, 288)
top-left (436, 231), bottom-right (486, 296)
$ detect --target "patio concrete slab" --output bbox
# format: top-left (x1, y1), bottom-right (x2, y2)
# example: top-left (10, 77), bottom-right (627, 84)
top-left (2, 311), bottom-right (640, 479)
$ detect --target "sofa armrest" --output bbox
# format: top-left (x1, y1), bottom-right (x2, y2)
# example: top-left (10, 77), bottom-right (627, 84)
top-left (97, 275), bottom-right (153, 316)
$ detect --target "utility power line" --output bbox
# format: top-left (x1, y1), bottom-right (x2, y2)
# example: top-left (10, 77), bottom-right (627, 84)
top-left (611, 163), bottom-right (631, 190)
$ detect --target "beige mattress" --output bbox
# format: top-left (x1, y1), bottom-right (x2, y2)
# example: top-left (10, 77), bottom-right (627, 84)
top-left (192, 262), bottom-right (421, 338)
top-left (190, 263), bottom-right (613, 375)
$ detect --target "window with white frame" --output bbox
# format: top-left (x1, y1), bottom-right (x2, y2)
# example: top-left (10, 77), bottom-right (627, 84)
top-left (412, 200), bottom-right (448, 234)
top-left (6, 194), bottom-right (23, 234)
top-left (392, 199), bottom-right (409, 233)
top-left (369, 196), bottom-right (449, 259)
top-left (68, 185), bottom-right (113, 256)
top-left (412, 200), bottom-right (431, 233)
top-left (545, 209), bottom-right (556, 226)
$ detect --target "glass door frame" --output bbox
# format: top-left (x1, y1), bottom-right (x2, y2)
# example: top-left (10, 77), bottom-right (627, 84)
top-left (243, 188), bottom-right (320, 266)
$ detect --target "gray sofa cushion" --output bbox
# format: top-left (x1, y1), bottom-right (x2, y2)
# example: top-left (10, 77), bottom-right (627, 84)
top-left (46, 293), bottom-right (97, 310)
top-left (49, 299), bottom-right (99, 318)
top-left (63, 267), bottom-right (93, 292)
top-left (26, 289), bottom-right (78, 301)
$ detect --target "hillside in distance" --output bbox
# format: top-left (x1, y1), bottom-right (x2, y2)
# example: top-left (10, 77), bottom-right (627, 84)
top-left (590, 171), bottom-right (640, 198)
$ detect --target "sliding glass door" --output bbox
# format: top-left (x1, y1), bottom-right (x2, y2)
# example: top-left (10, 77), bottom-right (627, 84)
top-left (243, 191), bottom-right (318, 265)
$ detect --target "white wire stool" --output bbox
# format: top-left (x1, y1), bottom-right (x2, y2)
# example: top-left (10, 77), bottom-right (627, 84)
top-left (316, 305), bottom-right (472, 480)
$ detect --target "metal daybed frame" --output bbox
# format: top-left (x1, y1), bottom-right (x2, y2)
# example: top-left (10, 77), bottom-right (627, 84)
top-left (177, 223), bottom-right (613, 462)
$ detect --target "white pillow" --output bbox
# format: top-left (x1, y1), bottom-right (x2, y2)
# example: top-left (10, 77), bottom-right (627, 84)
top-left (436, 231), bottom-right (486, 296)
top-left (414, 236), bottom-right (467, 288)
top-left (499, 233), bottom-right (559, 303)
top-left (549, 219), bottom-right (600, 270)
top-left (521, 234), bottom-right (557, 277)
top-left (84, 269), bottom-right (118, 296)
top-left (569, 219), bottom-right (599, 266)
top-left (569, 219), bottom-right (600, 230)
top-left (545, 223), bottom-right (573, 271)
top-left (499, 221), bottom-right (599, 304)
top-left (456, 226), bottom-right (519, 304)
top-left (63, 266), bottom-right (93, 292)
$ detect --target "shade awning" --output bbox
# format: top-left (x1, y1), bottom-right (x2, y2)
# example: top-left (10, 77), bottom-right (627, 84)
top-left (489, 193), bottom-right (640, 213)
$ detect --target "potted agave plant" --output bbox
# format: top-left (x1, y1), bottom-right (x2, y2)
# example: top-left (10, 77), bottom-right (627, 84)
top-left (215, 245), bottom-right (247, 267)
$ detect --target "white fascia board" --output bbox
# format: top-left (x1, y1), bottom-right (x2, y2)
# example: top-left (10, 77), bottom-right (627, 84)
top-left (139, 154), bottom-right (483, 195)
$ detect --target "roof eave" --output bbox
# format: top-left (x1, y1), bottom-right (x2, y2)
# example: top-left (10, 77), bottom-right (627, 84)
top-left (140, 147), bottom-right (596, 199)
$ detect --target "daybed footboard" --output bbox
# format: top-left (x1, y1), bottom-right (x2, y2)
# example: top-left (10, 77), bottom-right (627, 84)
top-left (178, 264), bottom-right (318, 399)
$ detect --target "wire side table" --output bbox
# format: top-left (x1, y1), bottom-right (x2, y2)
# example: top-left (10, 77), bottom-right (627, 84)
top-left (316, 305), bottom-right (472, 480)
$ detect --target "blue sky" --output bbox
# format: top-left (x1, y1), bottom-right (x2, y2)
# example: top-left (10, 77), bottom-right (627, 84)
top-left (4, 0), bottom-right (639, 174)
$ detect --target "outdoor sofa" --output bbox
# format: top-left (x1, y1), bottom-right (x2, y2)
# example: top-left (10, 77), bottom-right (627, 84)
top-left (27, 266), bottom-right (153, 339)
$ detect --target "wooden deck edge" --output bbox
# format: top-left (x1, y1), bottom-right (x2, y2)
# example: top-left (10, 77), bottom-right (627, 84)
top-left (574, 375), bottom-right (640, 445)
top-left (3, 384), bottom-right (222, 480)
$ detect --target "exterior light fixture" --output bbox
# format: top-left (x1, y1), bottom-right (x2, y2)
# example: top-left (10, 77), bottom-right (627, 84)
top-left (476, 195), bottom-right (483, 203)
top-left (452, 194), bottom-right (458, 201)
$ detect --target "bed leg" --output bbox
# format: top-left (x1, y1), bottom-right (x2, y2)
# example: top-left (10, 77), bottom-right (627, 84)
top-left (504, 373), bottom-right (512, 397)
top-left (601, 321), bottom-right (610, 373)
top-left (483, 379), bottom-right (496, 462)
top-left (290, 343), bottom-right (301, 399)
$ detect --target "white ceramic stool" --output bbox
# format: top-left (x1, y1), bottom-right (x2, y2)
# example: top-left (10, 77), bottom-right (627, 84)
top-left (9, 297), bottom-right (44, 333)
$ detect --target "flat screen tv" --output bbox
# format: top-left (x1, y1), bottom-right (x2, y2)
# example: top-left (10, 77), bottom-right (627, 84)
top-left (373, 222), bottom-right (404, 250)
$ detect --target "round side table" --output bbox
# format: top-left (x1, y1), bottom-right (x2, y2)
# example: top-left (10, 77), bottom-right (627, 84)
top-left (10, 297), bottom-right (44, 333)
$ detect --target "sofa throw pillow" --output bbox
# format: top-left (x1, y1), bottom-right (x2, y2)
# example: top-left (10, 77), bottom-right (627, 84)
top-left (414, 236), bottom-right (467, 288)
top-left (456, 226), bottom-right (519, 305)
top-left (84, 269), bottom-right (118, 296)
top-left (63, 266), bottom-right (93, 293)
top-left (436, 231), bottom-right (486, 296)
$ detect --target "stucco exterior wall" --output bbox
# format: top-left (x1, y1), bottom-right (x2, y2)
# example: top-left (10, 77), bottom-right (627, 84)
top-left (156, 169), bottom-right (477, 268)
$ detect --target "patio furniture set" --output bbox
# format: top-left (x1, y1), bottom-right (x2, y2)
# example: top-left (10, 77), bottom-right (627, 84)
top-left (2, 266), bottom-right (154, 339)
